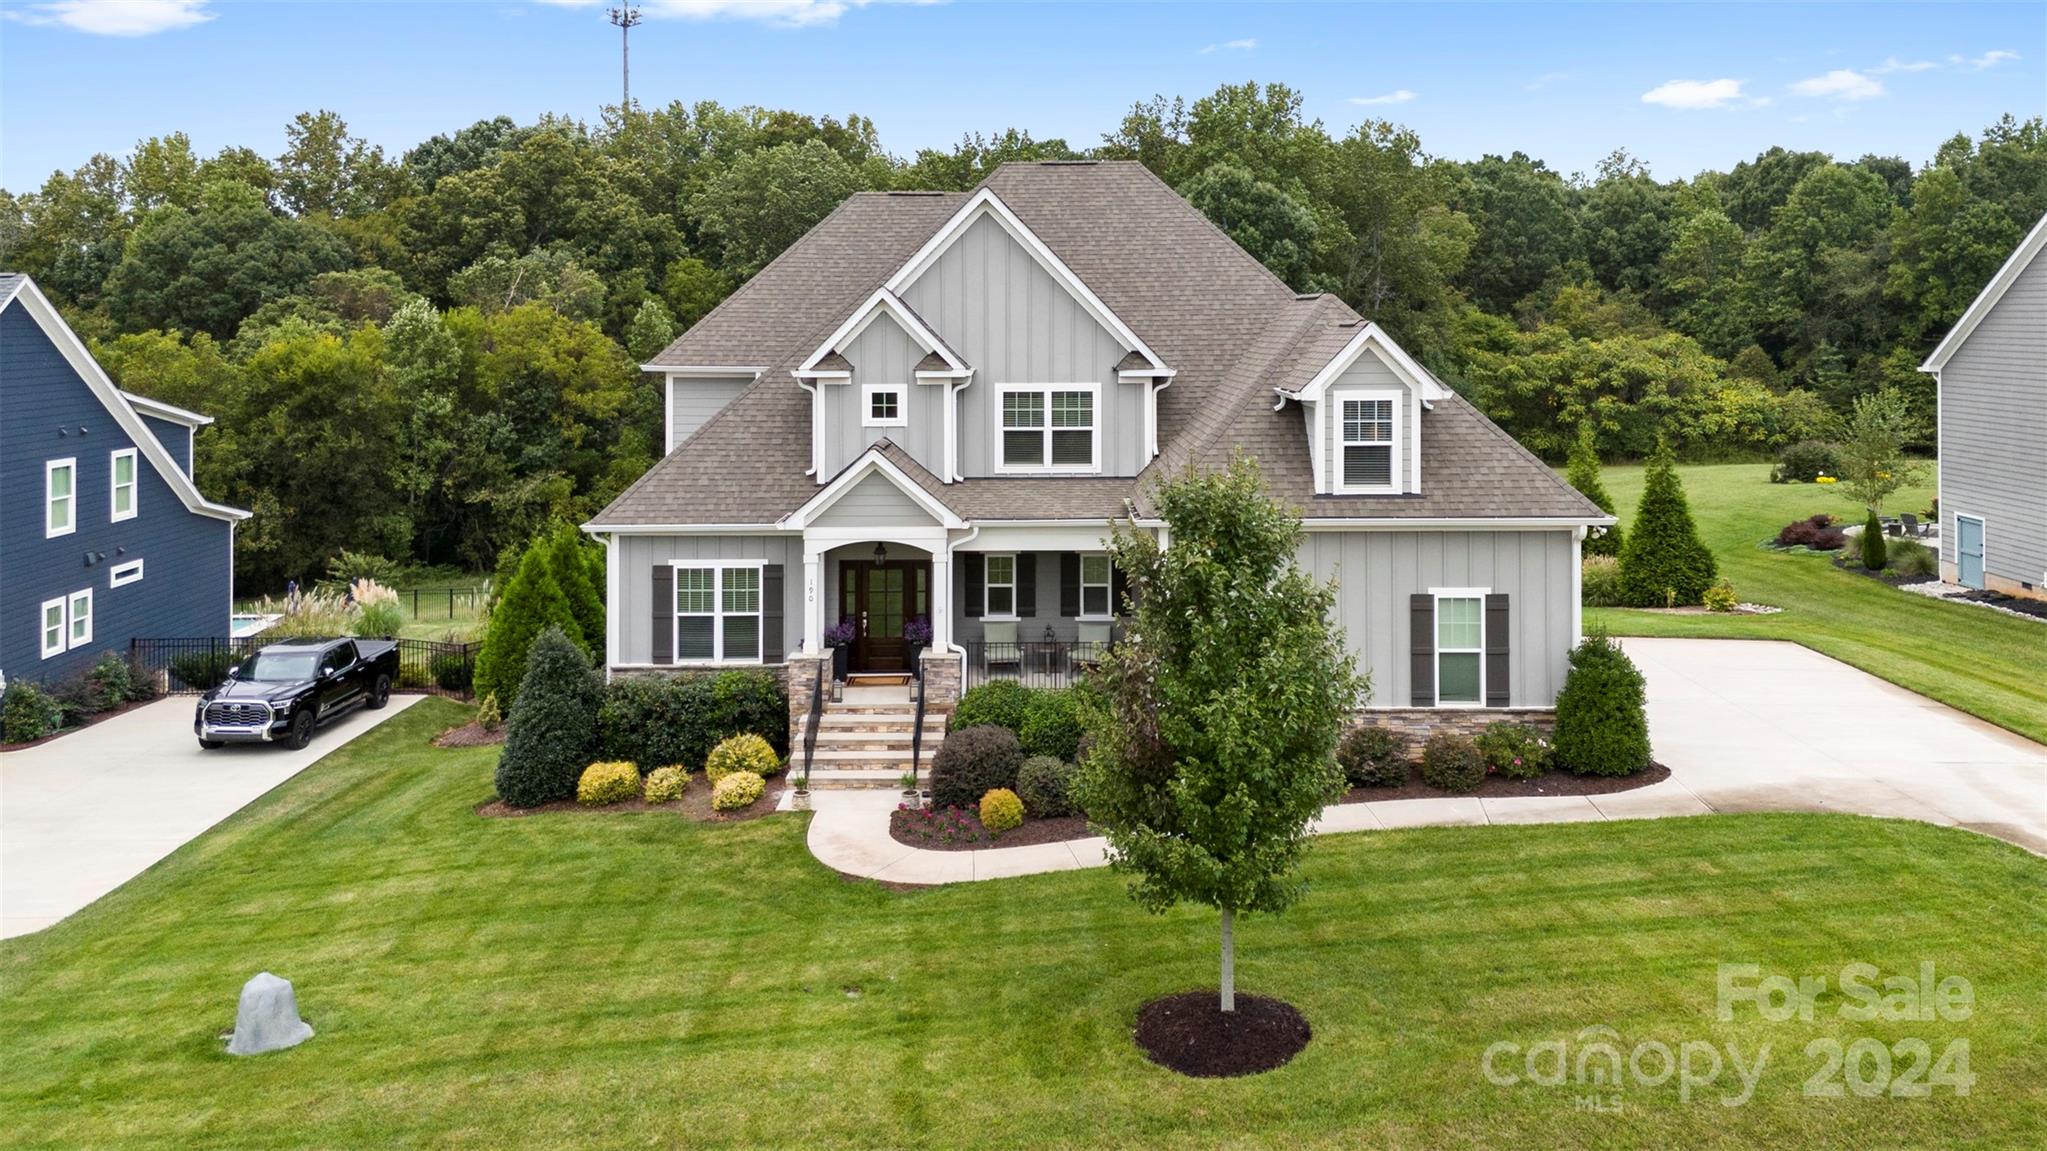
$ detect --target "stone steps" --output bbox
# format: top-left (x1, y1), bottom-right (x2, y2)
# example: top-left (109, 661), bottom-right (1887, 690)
top-left (793, 697), bottom-right (949, 789)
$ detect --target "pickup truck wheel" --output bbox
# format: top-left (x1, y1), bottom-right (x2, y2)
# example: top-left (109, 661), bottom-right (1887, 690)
top-left (198, 739), bottom-right (224, 750)
top-left (367, 673), bottom-right (392, 710)
top-left (285, 708), bottom-right (317, 751)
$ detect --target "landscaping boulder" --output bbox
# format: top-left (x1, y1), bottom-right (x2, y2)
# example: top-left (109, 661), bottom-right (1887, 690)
top-left (226, 972), bottom-right (314, 1055)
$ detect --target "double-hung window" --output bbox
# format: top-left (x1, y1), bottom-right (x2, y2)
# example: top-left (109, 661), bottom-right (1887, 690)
top-left (674, 564), bottom-right (762, 663)
top-left (1079, 554), bottom-right (1112, 618)
top-left (863, 384), bottom-right (905, 427)
top-left (46, 458), bottom-right (76, 538)
top-left (984, 554), bottom-right (1017, 618)
top-left (40, 589), bottom-right (94, 659)
top-left (1339, 395), bottom-right (1396, 491)
top-left (1000, 386), bottom-right (1096, 471)
top-left (110, 448), bottom-right (138, 521)
top-left (1434, 592), bottom-right (1483, 705)
top-left (40, 597), bottom-right (67, 659)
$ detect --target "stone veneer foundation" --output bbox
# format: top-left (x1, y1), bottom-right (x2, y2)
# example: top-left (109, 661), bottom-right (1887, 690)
top-left (1353, 708), bottom-right (1554, 751)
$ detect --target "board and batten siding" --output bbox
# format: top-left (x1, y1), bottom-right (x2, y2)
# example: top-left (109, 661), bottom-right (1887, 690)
top-left (1939, 247), bottom-right (2047, 587)
top-left (667, 374), bottom-right (752, 454)
top-left (899, 213), bottom-right (1149, 477)
top-left (816, 314), bottom-right (949, 477)
top-left (1297, 529), bottom-right (1576, 708)
top-left (811, 473), bottom-right (938, 529)
top-left (1320, 353), bottom-right (1417, 492)
top-left (614, 534), bottom-right (803, 666)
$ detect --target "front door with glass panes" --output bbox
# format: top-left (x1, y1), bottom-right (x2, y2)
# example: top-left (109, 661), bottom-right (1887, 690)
top-left (840, 560), bottom-right (929, 672)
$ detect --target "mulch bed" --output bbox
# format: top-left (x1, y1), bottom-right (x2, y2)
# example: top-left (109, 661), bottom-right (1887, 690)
top-left (1135, 991), bottom-right (1311, 1078)
top-left (888, 805), bottom-right (1092, 851)
top-left (1621, 604), bottom-right (1781, 615)
top-left (1959, 589), bottom-right (2047, 621)
top-left (476, 772), bottom-right (785, 823)
top-left (1832, 557), bottom-right (1940, 586)
top-left (433, 721), bottom-right (505, 748)
top-left (0, 694), bottom-right (163, 754)
top-left (1336, 761), bottom-right (1670, 804)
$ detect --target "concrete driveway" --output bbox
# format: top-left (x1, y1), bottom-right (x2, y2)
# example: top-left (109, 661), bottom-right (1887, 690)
top-left (1, 693), bottom-right (420, 938)
top-left (1622, 638), bottom-right (2047, 853)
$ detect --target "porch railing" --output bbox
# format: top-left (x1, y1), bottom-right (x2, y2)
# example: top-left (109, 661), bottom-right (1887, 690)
top-left (962, 641), bottom-right (1111, 690)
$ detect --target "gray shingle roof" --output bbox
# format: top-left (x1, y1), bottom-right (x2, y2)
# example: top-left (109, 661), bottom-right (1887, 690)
top-left (0, 273), bottom-right (26, 308)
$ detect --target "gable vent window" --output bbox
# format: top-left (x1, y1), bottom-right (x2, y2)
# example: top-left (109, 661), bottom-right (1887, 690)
top-left (1000, 386), bottom-right (1096, 472)
top-left (1341, 398), bottom-right (1394, 489)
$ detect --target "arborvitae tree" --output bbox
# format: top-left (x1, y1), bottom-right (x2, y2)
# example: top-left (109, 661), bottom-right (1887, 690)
top-left (1566, 422), bottom-right (1624, 558)
top-left (1617, 440), bottom-right (1718, 607)
top-left (1552, 630), bottom-right (1651, 777)
top-left (1860, 508), bottom-right (1889, 571)
top-left (473, 541), bottom-right (581, 709)
top-left (494, 626), bottom-right (600, 807)
top-left (542, 522), bottom-right (605, 660)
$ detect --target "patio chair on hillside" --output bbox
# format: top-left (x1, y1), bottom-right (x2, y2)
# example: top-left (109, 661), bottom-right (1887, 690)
top-left (982, 620), bottom-right (1021, 681)
top-left (1901, 513), bottom-right (1925, 538)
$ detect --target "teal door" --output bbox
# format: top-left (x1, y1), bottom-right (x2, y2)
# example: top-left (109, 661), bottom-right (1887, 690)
top-left (1956, 516), bottom-right (1985, 590)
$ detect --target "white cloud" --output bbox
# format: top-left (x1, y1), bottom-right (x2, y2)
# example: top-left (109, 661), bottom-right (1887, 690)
top-left (1791, 68), bottom-right (1884, 101)
top-left (1869, 56), bottom-right (1938, 75)
top-left (1961, 49), bottom-right (2020, 69)
top-left (1349, 89), bottom-right (1416, 106)
top-left (5, 0), bottom-right (212, 36)
top-left (533, 0), bottom-right (936, 29)
top-left (1640, 78), bottom-right (1747, 109)
top-left (1199, 38), bottom-right (1257, 54)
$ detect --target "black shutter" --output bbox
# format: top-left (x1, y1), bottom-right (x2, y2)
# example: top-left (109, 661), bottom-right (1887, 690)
top-left (963, 552), bottom-right (984, 618)
top-left (1112, 563), bottom-right (1130, 615)
top-left (762, 565), bottom-right (785, 661)
top-left (651, 566), bottom-right (674, 664)
top-left (1060, 553), bottom-right (1081, 617)
top-left (1484, 593), bottom-right (1510, 707)
top-left (1018, 552), bottom-right (1037, 617)
top-left (1409, 594), bottom-right (1434, 707)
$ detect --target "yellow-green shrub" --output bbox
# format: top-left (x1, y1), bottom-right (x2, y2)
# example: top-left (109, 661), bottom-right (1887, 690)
top-left (711, 770), bottom-right (766, 811)
top-left (705, 733), bottom-right (780, 782)
top-left (643, 765), bottom-right (687, 803)
top-left (979, 787), bottom-right (1024, 833)
top-left (577, 760), bottom-right (640, 806)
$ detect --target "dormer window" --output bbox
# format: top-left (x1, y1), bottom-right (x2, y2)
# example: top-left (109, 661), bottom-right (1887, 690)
top-left (1334, 391), bottom-right (1401, 494)
top-left (863, 384), bottom-right (906, 428)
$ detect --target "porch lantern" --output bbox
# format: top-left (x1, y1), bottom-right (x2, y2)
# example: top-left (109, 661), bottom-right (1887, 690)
top-left (872, 541), bottom-right (888, 563)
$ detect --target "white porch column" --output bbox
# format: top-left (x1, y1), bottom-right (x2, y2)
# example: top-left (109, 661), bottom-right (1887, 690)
top-left (802, 550), bottom-right (824, 654)
top-left (931, 548), bottom-right (952, 652)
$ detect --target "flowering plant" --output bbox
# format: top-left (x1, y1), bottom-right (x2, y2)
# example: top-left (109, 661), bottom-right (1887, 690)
top-left (902, 615), bottom-right (933, 645)
top-left (824, 615), bottom-right (858, 647)
top-left (890, 803), bottom-right (995, 843)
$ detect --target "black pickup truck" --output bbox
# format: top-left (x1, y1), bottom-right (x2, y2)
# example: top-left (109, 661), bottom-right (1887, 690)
top-left (195, 637), bottom-right (399, 750)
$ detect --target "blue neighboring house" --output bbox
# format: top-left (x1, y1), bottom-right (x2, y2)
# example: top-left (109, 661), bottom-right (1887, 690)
top-left (0, 273), bottom-right (249, 686)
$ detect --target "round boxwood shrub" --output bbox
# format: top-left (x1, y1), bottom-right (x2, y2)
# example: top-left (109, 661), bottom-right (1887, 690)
top-left (979, 787), bottom-right (1025, 833)
top-left (577, 761), bottom-right (641, 806)
top-left (1337, 724), bottom-right (1410, 788)
top-left (1016, 755), bottom-right (1076, 817)
top-left (1018, 689), bottom-right (1083, 760)
top-left (1553, 631), bottom-right (1651, 777)
top-left (950, 680), bottom-right (1033, 734)
top-left (1473, 723), bottom-right (1551, 780)
top-left (929, 724), bottom-right (1024, 812)
top-left (705, 733), bottom-right (780, 782)
top-left (1420, 732), bottom-right (1486, 793)
top-left (711, 770), bottom-right (765, 811)
top-left (643, 765), bottom-right (687, 804)
top-left (494, 626), bottom-right (602, 808)
top-left (2, 681), bottom-right (65, 744)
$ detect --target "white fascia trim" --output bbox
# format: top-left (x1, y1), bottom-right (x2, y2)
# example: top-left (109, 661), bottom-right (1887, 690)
top-left (643, 364), bottom-right (767, 378)
top-left (797, 287), bottom-right (970, 376)
top-left (1921, 211), bottom-right (2047, 371)
top-left (1300, 516), bottom-right (1614, 530)
top-left (779, 449), bottom-right (965, 531)
top-left (885, 188), bottom-right (1170, 376)
top-left (1285, 323), bottom-right (1448, 407)
top-left (120, 391), bottom-right (214, 427)
top-left (791, 369), bottom-right (852, 381)
top-left (794, 377), bottom-right (821, 476)
top-left (4, 281), bottom-right (249, 522)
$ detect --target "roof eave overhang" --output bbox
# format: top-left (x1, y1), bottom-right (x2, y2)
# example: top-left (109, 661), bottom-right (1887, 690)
top-left (1292, 323), bottom-right (1447, 408)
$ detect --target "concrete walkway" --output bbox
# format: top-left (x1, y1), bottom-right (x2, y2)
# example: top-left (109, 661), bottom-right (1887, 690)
top-left (803, 638), bottom-right (2047, 884)
top-left (1, 694), bottom-right (420, 938)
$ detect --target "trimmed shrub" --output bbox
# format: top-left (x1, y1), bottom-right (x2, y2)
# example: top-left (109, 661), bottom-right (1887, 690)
top-left (1772, 440), bottom-right (1839, 484)
top-left (1566, 423), bottom-right (1624, 557)
top-left (1702, 579), bottom-right (1738, 613)
top-left (705, 733), bottom-right (780, 783)
top-left (1474, 723), bottom-right (1551, 780)
top-left (1860, 509), bottom-right (1888, 571)
top-left (1016, 755), bottom-right (1077, 817)
top-left (643, 765), bottom-right (688, 803)
top-left (1617, 441), bottom-right (1717, 607)
top-left (1553, 631), bottom-right (1651, 777)
top-left (951, 680), bottom-right (1033, 734)
top-left (979, 788), bottom-right (1025, 833)
top-left (929, 724), bottom-right (1024, 811)
top-left (597, 670), bottom-right (786, 772)
top-left (3, 681), bottom-right (65, 744)
top-left (1891, 539), bottom-right (1938, 578)
top-left (1581, 555), bottom-right (1623, 608)
top-left (87, 651), bottom-right (135, 707)
top-left (476, 692), bottom-right (504, 731)
top-left (1420, 732), bottom-right (1485, 793)
top-left (494, 626), bottom-right (602, 808)
top-left (1775, 516), bottom-right (1847, 550)
top-left (1337, 724), bottom-right (1409, 788)
top-left (577, 761), bottom-right (641, 806)
top-left (711, 771), bottom-right (765, 811)
top-left (474, 539), bottom-right (583, 711)
top-left (1018, 689), bottom-right (1083, 760)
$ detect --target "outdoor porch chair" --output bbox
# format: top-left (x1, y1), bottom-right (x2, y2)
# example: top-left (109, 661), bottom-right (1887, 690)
top-left (982, 620), bottom-right (1022, 679)
top-left (1901, 513), bottom-right (1924, 538)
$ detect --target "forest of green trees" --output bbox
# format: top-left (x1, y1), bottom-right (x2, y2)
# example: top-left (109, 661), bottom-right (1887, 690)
top-left (3, 83), bottom-right (2040, 590)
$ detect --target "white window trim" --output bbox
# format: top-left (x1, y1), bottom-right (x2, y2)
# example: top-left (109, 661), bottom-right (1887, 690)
top-left (995, 384), bottom-right (1101, 474)
top-left (46, 457), bottom-right (77, 538)
top-left (109, 447), bottom-right (138, 522)
top-left (110, 558), bottom-right (146, 587)
top-left (1078, 552), bottom-right (1114, 620)
top-left (1333, 389), bottom-right (1402, 495)
top-left (671, 561), bottom-right (767, 665)
top-left (1430, 587), bottom-right (1488, 709)
top-left (983, 553), bottom-right (1019, 620)
top-left (67, 587), bottom-right (94, 650)
top-left (40, 596), bottom-right (67, 659)
top-left (861, 383), bottom-right (907, 428)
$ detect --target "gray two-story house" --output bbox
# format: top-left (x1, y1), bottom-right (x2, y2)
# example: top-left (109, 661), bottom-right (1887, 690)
top-left (586, 163), bottom-right (1610, 776)
top-left (1920, 212), bottom-right (2047, 599)
top-left (1, 274), bottom-right (248, 686)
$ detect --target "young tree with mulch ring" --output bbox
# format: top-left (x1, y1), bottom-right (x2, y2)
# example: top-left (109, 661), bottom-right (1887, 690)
top-left (1075, 457), bottom-right (1365, 1036)
top-left (1617, 439), bottom-right (1717, 607)
top-left (494, 625), bottom-right (602, 807)
top-left (1566, 422), bottom-right (1623, 558)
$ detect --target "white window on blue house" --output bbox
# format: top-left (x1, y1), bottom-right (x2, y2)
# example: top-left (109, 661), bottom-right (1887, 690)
top-left (40, 588), bottom-right (94, 659)
top-left (674, 564), bottom-right (763, 663)
top-left (46, 458), bottom-right (76, 538)
top-left (41, 597), bottom-right (66, 659)
top-left (67, 589), bottom-right (93, 649)
top-left (110, 559), bottom-right (145, 588)
top-left (110, 448), bottom-right (138, 522)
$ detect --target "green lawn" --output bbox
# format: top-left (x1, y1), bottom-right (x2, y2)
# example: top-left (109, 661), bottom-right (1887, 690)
top-left (3, 700), bottom-right (2043, 1149)
top-left (1588, 463), bottom-right (2047, 744)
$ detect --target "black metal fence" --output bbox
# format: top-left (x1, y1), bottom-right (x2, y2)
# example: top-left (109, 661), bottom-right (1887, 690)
top-left (401, 586), bottom-right (487, 621)
top-left (962, 641), bottom-right (1110, 690)
top-left (131, 637), bottom-right (480, 700)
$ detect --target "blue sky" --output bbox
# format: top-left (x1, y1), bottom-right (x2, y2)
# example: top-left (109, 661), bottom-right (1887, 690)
top-left (1, 1), bottom-right (2040, 191)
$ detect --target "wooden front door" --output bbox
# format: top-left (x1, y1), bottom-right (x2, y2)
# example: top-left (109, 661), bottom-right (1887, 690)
top-left (841, 560), bottom-right (929, 673)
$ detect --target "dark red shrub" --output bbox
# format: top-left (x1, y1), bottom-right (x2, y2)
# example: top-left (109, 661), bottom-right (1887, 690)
top-left (1776, 518), bottom-right (1847, 550)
